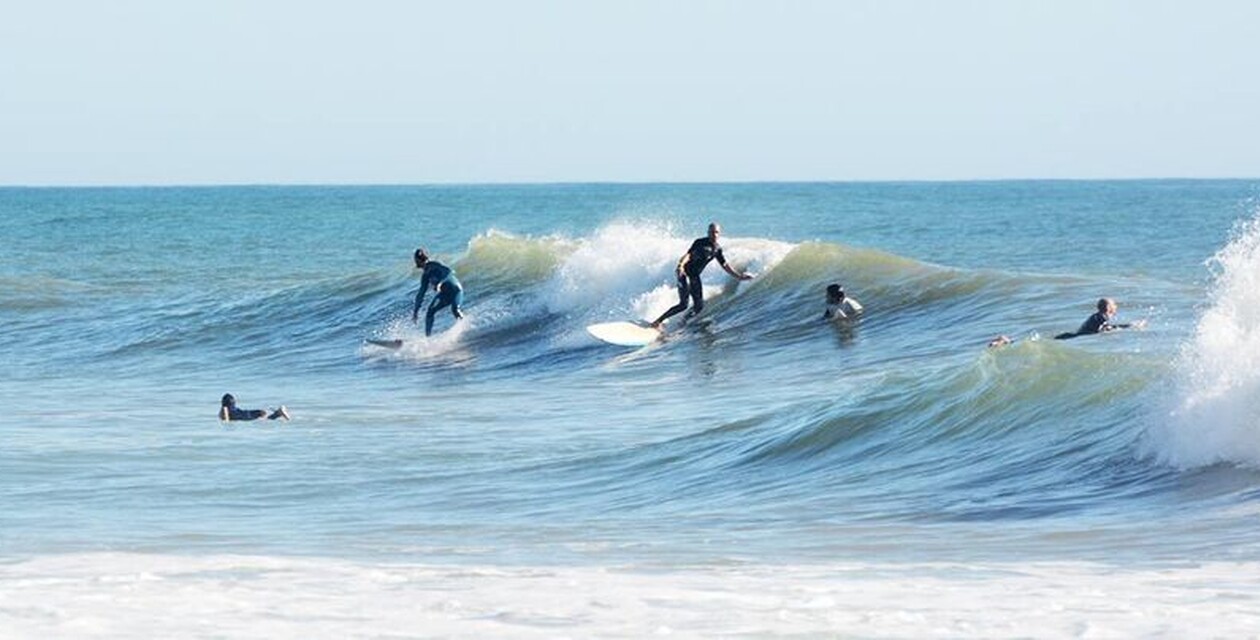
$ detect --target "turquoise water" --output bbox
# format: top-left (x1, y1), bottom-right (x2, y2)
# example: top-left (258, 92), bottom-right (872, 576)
top-left (3, 181), bottom-right (1260, 634)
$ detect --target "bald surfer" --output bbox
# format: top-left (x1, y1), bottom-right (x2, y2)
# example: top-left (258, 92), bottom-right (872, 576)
top-left (651, 222), bottom-right (753, 329)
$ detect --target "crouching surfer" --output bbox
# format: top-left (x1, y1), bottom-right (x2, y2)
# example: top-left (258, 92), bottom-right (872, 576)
top-left (651, 222), bottom-right (754, 329)
top-left (411, 248), bottom-right (465, 337)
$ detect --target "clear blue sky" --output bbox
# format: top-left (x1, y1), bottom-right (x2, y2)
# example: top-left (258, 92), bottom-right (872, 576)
top-left (2, 0), bottom-right (1258, 185)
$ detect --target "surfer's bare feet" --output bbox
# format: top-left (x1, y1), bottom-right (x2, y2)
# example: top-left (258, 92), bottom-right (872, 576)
top-left (275, 406), bottom-right (290, 420)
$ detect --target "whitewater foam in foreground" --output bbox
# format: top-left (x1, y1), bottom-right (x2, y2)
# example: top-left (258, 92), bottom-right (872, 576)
top-left (2, 553), bottom-right (1257, 638)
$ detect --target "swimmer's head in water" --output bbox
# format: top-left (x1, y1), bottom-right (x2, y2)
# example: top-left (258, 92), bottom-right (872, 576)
top-left (221, 393), bottom-right (235, 408)
top-left (1097, 297), bottom-right (1117, 314)
top-left (826, 284), bottom-right (844, 303)
top-left (413, 248), bottom-right (429, 267)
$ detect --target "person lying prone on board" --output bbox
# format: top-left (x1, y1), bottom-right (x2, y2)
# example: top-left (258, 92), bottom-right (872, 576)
top-left (1054, 297), bottom-right (1145, 340)
top-left (823, 283), bottom-right (863, 320)
top-left (219, 393), bottom-right (290, 421)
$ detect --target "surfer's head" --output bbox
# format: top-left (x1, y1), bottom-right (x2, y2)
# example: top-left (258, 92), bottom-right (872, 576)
top-left (413, 248), bottom-right (429, 268)
top-left (1097, 297), bottom-right (1117, 316)
top-left (221, 393), bottom-right (236, 408)
top-left (708, 222), bottom-right (722, 242)
top-left (826, 284), bottom-right (844, 303)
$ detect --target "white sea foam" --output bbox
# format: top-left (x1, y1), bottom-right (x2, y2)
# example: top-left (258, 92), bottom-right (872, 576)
top-left (1151, 212), bottom-right (1260, 468)
top-left (2, 553), bottom-right (1257, 638)
top-left (543, 221), bottom-right (795, 322)
top-left (361, 314), bottom-right (475, 364)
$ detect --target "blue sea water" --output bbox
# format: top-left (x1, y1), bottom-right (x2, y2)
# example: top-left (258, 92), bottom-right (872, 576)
top-left (3, 181), bottom-right (1260, 636)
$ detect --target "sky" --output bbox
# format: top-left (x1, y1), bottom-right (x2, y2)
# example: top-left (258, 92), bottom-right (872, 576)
top-left (2, 0), bottom-right (1258, 185)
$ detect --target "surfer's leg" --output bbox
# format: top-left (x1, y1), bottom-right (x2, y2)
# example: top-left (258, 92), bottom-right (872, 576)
top-left (685, 274), bottom-right (705, 317)
top-left (652, 275), bottom-right (691, 328)
top-left (426, 289), bottom-right (454, 336)
top-left (450, 285), bottom-right (465, 320)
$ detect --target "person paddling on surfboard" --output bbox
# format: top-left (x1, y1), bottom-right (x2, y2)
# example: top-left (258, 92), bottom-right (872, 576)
top-left (651, 222), bottom-right (753, 329)
top-left (1054, 297), bottom-right (1144, 340)
top-left (411, 248), bottom-right (465, 337)
top-left (219, 393), bottom-right (289, 422)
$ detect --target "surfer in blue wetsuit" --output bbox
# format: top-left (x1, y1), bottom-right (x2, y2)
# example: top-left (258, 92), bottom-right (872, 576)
top-left (1054, 297), bottom-right (1143, 340)
top-left (411, 248), bottom-right (465, 336)
top-left (651, 222), bottom-right (753, 329)
top-left (219, 394), bottom-right (289, 421)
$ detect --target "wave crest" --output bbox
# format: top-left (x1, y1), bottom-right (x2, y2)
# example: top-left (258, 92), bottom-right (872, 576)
top-left (1151, 212), bottom-right (1260, 468)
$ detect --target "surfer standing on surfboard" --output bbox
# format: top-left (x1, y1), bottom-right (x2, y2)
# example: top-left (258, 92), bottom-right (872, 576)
top-left (411, 248), bottom-right (465, 336)
top-left (651, 222), bottom-right (753, 329)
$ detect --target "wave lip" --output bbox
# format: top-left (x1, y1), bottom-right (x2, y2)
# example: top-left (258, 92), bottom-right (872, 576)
top-left (1152, 212), bottom-right (1260, 468)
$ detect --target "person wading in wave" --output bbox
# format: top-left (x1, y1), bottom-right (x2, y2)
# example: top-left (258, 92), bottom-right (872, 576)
top-left (823, 283), bottom-right (863, 320)
top-left (411, 248), bottom-right (465, 336)
top-left (651, 222), bottom-right (753, 329)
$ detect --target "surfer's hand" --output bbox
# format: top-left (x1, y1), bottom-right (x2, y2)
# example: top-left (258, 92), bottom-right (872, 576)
top-left (740, 272), bottom-right (754, 281)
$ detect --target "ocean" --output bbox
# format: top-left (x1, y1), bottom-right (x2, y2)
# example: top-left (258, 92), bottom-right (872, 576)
top-left (2, 181), bottom-right (1260, 637)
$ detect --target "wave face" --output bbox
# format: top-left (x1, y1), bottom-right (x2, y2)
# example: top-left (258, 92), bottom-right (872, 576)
top-left (3, 182), bottom-right (1260, 570)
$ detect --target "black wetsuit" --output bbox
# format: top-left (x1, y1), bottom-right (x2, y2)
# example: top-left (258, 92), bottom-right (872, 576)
top-left (654, 237), bottom-right (728, 325)
top-left (228, 407), bottom-right (268, 421)
top-left (1055, 312), bottom-right (1112, 340)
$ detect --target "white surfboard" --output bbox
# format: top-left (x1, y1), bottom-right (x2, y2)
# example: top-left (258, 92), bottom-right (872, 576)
top-left (586, 321), bottom-right (661, 347)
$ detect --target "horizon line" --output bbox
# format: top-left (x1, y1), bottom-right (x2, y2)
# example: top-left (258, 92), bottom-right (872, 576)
top-left (1, 176), bottom-right (1258, 189)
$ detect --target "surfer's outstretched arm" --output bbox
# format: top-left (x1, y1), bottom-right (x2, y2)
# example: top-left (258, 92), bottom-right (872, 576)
top-left (411, 270), bottom-right (433, 322)
top-left (722, 261), bottom-right (753, 280)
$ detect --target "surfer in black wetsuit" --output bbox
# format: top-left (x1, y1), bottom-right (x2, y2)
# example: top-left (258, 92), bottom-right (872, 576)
top-left (651, 222), bottom-right (753, 329)
top-left (219, 393), bottom-right (289, 421)
top-left (1054, 297), bottom-right (1142, 340)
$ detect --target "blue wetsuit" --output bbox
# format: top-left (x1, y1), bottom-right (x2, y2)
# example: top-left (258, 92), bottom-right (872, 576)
top-left (413, 261), bottom-right (464, 336)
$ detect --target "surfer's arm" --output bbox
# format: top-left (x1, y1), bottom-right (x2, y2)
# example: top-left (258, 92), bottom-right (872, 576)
top-left (721, 261), bottom-right (752, 280)
top-left (411, 289), bottom-right (425, 320)
top-left (219, 406), bottom-right (230, 421)
top-left (412, 270), bottom-right (432, 319)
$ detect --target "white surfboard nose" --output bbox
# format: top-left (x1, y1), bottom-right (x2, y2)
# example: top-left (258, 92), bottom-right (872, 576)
top-left (586, 321), bottom-right (661, 347)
